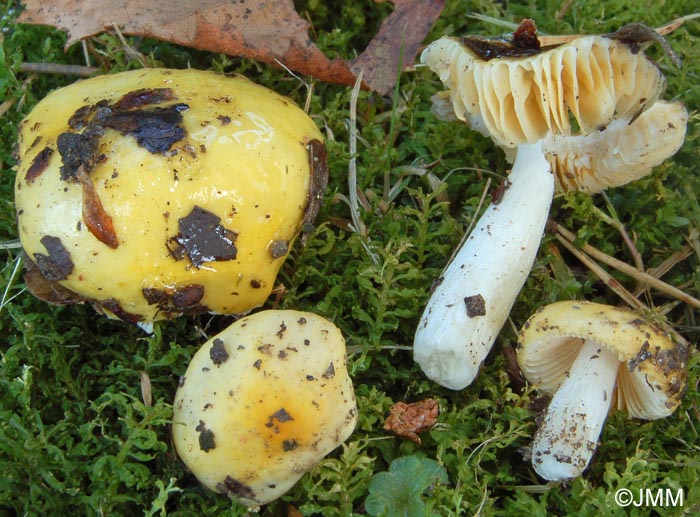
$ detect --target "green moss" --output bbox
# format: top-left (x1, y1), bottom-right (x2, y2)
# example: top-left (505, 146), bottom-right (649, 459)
top-left (1, 0), bottom-right (699, 514)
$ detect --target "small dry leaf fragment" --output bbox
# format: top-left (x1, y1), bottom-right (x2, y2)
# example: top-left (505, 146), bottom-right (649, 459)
top-left (25, 147), bottom-right (54, 182)
top-left (23, 255), bottom-right (84, 305)
top-left (461, 18), bottom-right (541, 61)
top-left (168, 205), bottom-right (239, 268)
top-left (464, 294), bottom-right (486, 318)
top-left (18, 0), bottom-right (445, 95)
top-left (140, 370), bottom-right (152, 407)
top-left (384, 399), bottom-right (439, 444)
top-left (33, 235), bottom-right (74, 281)
top-left (75, 165), bottom-right (120, 249)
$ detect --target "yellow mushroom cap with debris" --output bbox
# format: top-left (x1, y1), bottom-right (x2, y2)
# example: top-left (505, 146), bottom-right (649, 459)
top-left (14, 68), bottom-right (327, 326)
top-left (172, 310), bottom-right (358, 507)
top-left (517, 300), bottom-right (688, 481)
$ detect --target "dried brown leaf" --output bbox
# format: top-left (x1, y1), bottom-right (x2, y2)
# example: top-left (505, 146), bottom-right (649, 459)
top-left (18, 0), bottom-right (445, 95)
top-left (384, 398), bottom-right (439, 444)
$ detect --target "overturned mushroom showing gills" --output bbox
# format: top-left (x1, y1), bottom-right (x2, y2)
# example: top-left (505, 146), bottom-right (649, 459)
top-left (14, 68), bottom-right (328, 326)
top-left (544, 100), bottom-right (687, 193)
top-left (172, 310), bottom-right (358, 507)
top-left (517, 300), bottom-right (688, 481)
top-left (414, 20), bottom-right (685, 390)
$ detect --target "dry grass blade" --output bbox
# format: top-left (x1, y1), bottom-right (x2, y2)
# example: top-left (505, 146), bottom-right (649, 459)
top-left (0, 98), bottom-right (16, 118)
top-left (0, 240), bottom-right (22, 250)
top-left (140, 370), bottom-right (152, 407)
top-left (111, 23), bottom-right (149, 67)
top-left (440, 178), bottom-right (492, 275)
top-left (552, 233), bottom-right (689, 347)
top-left (553, 222), bottom-right (700, 310)
top-left (538, 13), bottom-right (700, 46)
top-left (274, 59), bottom-right (314, 114)
top-left (555, 0), bottom-right (574, 21)
top-left (592, 198), bottom-right (644, 274)
top-left (19, 62), bottom-right (98, 76)
top-left (655, 13), bottom-right (700, 35)
top-left (634, 245), bottom-right (694, 297)
top-left (553, 231), bottom-right (646, 311)
top-left (347, 70), bottom-right (366, 237)
top-left (0, 254), bottom-right (25, 313)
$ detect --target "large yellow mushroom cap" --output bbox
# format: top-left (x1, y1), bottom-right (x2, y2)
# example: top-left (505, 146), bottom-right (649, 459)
top-left (517, 300), bottom-right (688, 418)
top-left (15, 68), bottom-right (327, 324)
top-left (172, 310), bottom-right (358, 507)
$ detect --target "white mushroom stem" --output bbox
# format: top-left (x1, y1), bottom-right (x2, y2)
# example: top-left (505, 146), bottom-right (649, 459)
top-left (531, 340), bottom-right (618, 481)
top-left (414, 142), bottom-right (554, 390)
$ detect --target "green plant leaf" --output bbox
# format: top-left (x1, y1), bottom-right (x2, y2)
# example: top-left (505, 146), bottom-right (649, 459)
top-left (365, 455), bottom-right (449, 517)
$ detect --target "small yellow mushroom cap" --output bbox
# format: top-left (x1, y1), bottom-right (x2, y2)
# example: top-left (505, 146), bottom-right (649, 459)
top-left (15, 68), bottom-right (327, 323)
top-left (172, 310), bottom-right (358, 507)
top-left (517, 300), bottom-right (688, 419)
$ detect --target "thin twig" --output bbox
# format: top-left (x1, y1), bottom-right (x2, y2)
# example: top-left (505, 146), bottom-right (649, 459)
top-left (554, 223), bottom-right (700, 310)
top-left (634, 245), bottom-right (694, 297)
top-left (469, 13), bottom-right (699, 46)
top-left (554, 233), bottom-right (646, 311)
top-left (538, 13), bottom-right (700, 46)
top-left (112, 24), bottom-right (148, 67)
top-left (594, 194), bottom-right (645, 273)
top-left (20, 62), bottom-right (98, 76)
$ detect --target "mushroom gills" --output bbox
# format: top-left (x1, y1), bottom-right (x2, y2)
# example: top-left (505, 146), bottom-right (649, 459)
top-left (616, 363), bottom-right (678, 419)
top-left (423, 34), bottom-right (666, 147)
top-left (531, 340), bottom-right (618, 481)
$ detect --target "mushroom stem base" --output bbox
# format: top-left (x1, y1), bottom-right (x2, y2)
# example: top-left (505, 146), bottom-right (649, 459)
top-left (531, 339), bottom-right (618, 481)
